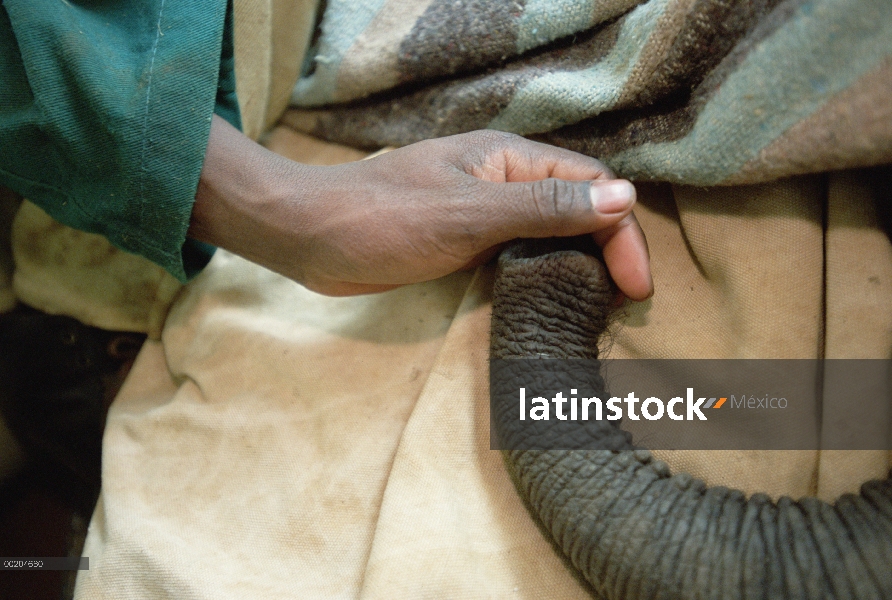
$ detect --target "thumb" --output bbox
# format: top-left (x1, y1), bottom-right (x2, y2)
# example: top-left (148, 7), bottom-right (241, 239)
top-left (483, 178), bottom-right (637, 241)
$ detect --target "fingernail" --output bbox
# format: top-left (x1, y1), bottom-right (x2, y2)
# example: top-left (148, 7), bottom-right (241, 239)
top-left (591, 180), bottom-right (635, 214)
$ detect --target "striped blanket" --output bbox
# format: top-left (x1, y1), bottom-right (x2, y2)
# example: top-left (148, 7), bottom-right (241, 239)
top-left (288, 0), bottom-right (892, 185)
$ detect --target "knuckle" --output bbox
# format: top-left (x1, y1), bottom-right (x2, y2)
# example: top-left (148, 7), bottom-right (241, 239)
top-left (527, 179), bottom-right (587, 222)
top-left (468, 130), bottom-right (522, 146)
top-left (464, 130), bottom-right (525, 159)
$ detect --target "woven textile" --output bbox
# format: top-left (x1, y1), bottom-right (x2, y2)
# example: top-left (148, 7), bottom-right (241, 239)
top-left (289, 0), bottom-right (892, 185)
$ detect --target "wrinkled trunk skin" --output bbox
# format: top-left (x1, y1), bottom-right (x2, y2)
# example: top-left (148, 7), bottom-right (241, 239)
top-left (491, 239), bottom-right (892, 599)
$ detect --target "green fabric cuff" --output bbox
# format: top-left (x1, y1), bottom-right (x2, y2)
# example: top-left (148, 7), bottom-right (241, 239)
top-left (186, 0), bottom-right (243, 280)
top-left (0, 0), bottom-right (240, 283)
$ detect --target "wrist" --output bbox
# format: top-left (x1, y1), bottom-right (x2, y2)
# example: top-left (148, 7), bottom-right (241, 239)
top-left (189, 115), bottom-right (321, 281)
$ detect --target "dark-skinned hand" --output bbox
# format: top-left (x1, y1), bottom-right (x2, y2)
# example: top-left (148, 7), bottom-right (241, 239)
top-left (189, 115), bottom-right (652, 299)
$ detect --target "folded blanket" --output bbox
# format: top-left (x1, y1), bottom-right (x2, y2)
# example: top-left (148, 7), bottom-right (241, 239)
top-left (289, 0), bottom-right (892, 185)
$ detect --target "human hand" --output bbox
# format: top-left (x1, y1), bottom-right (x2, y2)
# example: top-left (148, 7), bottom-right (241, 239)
top-left (190, 116), bottom-right (652, 299)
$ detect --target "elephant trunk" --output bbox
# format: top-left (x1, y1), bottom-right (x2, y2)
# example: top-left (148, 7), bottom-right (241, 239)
top-left (491, 239), bottom-right (892, 599)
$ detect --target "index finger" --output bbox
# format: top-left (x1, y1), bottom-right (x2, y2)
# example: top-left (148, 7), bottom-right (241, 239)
top-left (502, 141), bottom-right (616, 182)
top-left (457, 132), bottom-right (615, 183)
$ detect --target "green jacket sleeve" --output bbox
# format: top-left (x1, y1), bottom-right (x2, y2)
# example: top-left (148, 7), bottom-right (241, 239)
top-left (0, 0), bottom-right (241, 282)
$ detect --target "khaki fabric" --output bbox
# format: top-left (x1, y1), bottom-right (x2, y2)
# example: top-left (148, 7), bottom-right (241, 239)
top-left (616, 178), bottom-right (827, 499)
top-left (614, 175), bottom-right (892, 500)
top-left (820, 170), bottom-right (892, 500)
top-left (72, 128), bottom-right (892, 596)
top-left (11, 201), bottom-right (182, 339)
top-left (76, 258), bottom-right (477, 599)
top-left (234, 0), bottom-right (319, 140)
top-left (74, 241), bottom-right (598, 600)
